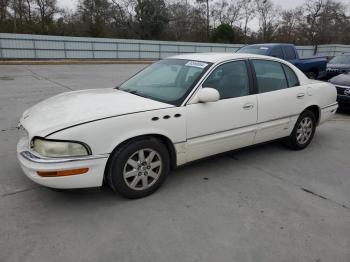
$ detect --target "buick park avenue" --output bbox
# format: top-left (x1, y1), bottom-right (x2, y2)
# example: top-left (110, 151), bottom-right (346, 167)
top-left (17, 53), bottom-right (338, 198)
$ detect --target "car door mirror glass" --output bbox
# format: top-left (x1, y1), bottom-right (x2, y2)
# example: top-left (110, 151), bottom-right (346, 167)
top-left (197, 88), bottom-right (220, 103)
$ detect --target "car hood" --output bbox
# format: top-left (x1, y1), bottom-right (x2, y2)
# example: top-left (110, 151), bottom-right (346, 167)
top-left (329, 73), bottom-right (350, 86)
top-left (20, 88), bottom-right (172, 137)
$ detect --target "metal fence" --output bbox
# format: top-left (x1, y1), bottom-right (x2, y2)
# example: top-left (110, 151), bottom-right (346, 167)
top-left (1, 33), bottom-right (350, 60)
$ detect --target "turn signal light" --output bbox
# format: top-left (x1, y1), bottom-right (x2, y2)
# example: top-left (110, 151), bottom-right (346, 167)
top-left (37, 168), bottom-right (89, 177)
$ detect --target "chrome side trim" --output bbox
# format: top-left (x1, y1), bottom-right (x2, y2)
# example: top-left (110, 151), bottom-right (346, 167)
top-left (20, 151), bottom-right (108, 164)
top-left (321, 102), bottom-right (338, 109)
top-left (187, 114), bottom-right (298, 140)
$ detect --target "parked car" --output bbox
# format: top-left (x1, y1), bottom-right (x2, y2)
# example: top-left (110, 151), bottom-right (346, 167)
top-left (237, 43), bottom-right (327, 79)
top-left (329, 72), bottom-right (350, 109)
top-left (326, 54), bottom-right (350, 79)
top-left (17, 53), bottom-right (338, 199)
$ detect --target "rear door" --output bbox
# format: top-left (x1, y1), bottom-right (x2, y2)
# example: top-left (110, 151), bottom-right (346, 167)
top-left (251, 59), bottom-right (306, 144)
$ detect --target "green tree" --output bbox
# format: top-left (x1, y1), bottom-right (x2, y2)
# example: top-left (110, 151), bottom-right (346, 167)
top-left (211, 23), bottom-right (235, 43)
top-left (135, 0), bottom-right (168, 40)
top-left (78, 0), bottom-right (111, 37)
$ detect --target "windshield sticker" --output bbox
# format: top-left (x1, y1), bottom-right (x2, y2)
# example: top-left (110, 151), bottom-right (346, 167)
top-left (185, 61), bottom-right (208, 69)
top-left (259, 47), bottom-right (269, 50)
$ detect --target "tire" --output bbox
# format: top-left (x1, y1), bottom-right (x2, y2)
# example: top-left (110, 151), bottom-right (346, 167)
top-left (306, 71), bottom-right (318, 79)
top-left (284, 110), bottom-right (316, 150)
top-left (106, 137), bottom-right (170, 199)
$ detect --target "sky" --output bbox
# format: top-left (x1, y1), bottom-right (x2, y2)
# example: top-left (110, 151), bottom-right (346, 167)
top-left (57, 0), bottom-right (350, 10)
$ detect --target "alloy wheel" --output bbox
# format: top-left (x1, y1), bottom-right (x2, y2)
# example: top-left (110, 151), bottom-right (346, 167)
top-left (123, 148), bottom-right (162, 191)
top-left (296, 117), bottom-right (313, 145)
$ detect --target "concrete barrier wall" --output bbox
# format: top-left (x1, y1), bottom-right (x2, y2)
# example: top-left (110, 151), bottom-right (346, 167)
top-left (1, 33), bottom-right (349, 60)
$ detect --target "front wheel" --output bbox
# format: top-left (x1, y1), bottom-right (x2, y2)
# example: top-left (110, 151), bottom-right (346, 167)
top-left (284, 110), bottom-right (316, 150)
top-left (106, 137), bottom-right (170, 199)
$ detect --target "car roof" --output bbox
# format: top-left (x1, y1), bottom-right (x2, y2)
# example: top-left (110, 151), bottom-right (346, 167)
top-left (169, 52), bottom-right (280, 63)
top-left (242, 43), bottom-right (294, 48)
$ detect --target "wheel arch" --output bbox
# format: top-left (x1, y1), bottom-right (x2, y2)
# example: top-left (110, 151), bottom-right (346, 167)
top-left (104, 133), bottom-right (177, 180)
top-left (304, 105), bottom-right (320, 125)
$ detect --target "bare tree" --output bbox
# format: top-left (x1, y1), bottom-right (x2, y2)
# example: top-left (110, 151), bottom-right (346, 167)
top-left (255, 0), bottom-right (280, 42)
top-left (276, 7), bottom-right (303, 43)
top-left (212, 0), bottom-right (242, 27)
top-left (297, 0), bottom-right (349, 51)
top-left (35, 0), bottom-right (59, 32)
top-left (239, 0), bottom-right (255, 43)
top-left (196, 0), bottom-right (210, 39)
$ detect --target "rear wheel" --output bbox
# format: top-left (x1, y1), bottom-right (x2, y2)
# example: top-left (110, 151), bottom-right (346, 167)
top-left (284, 110), bottom-right (316, 150)
top-left (106, 137), bottom-right (170, 199)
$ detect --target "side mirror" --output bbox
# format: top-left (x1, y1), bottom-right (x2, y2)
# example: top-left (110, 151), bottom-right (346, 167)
top-left (197, 88), bottom-right (220, 103)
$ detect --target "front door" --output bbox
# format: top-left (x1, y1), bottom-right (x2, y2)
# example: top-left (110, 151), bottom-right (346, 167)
top-left (185, 60), bottom-right (258, 162)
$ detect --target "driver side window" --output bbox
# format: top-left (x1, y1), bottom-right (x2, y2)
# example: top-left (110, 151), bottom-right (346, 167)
top-left (202, 61), bottom-right (250, 100)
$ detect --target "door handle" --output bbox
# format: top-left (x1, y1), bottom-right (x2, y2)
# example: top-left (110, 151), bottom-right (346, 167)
top-left (296, 93), bottom-right (305, 99)
top-left (243, 103), bottom-right (254, 110)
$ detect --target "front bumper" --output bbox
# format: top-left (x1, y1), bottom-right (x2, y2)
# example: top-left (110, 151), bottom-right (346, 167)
top-left (335, 85), bottom-right (350, 109)
top-left (337, 95), bottom-right (350, 109)
top-left (17, 137), bottom-right (109, 189)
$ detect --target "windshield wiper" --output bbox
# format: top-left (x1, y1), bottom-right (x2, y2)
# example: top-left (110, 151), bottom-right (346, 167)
top-left (122, 89), bottom-right (147, 98)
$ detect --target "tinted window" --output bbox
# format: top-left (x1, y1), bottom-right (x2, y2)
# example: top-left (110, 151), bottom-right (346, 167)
top-left (252, 60), bottom-right (288, 93)
top-left (270, 47), bottom-right (284, 59)
top-left (282, 64), bottom-right (299, 87)
top-left (283, 46), bottom-right (296, 60)
top-left (203, 61), bottom-right (250, 99)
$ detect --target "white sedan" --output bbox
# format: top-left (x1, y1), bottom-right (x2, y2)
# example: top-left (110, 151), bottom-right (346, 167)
top-left (17, 53), bottom-right (338, 198)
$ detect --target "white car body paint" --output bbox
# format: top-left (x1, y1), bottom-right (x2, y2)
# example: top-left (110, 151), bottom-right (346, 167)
top-left (17, 53), bottom-right (338, 189)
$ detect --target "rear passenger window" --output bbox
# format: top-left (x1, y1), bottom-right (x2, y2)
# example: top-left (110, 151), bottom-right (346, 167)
top-left (282, 64), bottom-right (299, 87)
top-left (252, 60), bottom-right (288, 93)
top-left (270, 47), bottom-right (284, 59)
top-left (283, 46), bottom-right (296, 60)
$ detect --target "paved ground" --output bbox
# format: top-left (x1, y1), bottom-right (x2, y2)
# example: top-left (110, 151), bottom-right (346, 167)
top-left (0, 64), bottom-right (349, 262)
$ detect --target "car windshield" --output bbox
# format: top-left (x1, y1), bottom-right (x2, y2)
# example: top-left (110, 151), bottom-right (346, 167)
top-left (329, 55), bottom-right (350, 64)
top-left (118, 59), bottom-right (211, 106)
top-left (237, 46), bottom-right (270, 55)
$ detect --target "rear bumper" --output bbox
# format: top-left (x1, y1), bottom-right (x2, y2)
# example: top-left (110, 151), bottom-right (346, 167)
top-left (319, 102), bottom-right (338, 124)
top-left (17, 137), bottom-right (109, 189)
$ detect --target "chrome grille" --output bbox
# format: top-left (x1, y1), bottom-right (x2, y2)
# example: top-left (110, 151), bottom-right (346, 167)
top-left (336, 86), bottom-right (350, 96)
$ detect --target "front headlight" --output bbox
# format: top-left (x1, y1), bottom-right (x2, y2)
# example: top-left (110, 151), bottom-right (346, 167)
top-left (31, 138), bottom-right (90, 158)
